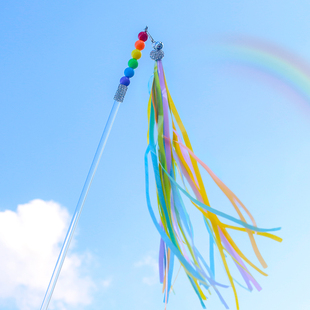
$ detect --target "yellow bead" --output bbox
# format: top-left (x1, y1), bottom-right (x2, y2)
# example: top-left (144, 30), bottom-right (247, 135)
top-left (131, 49), bottom-right (142, 60)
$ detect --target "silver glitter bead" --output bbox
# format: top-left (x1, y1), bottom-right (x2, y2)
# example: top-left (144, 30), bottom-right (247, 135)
top-left (150, 49), bottom-right (165, 61)
top-left (153, 41), bottom-right (164, 50)
top-left (114, 84), bottom-right (128, 102)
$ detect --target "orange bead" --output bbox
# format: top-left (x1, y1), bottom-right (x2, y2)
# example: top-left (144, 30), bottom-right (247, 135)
top-left (135, 40), bottom-right (145, 51)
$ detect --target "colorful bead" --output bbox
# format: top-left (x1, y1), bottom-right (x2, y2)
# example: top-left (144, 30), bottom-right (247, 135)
top-left (135, 40), bottom-right (145, 51)
top-left (117, 30), bottom-right (147, 90)
top-left (138, 31), bottom-right (148, 42)
top-left (128, 58), bottom-right (138, 69)
top-left (131, 49), bottom-right (142, 59)
top-left (124, 67), bottom-right (135, 78)
top-left (120, 76), bottom-right (130, 86)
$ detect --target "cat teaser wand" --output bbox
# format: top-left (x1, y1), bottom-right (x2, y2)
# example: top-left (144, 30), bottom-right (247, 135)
top-left (40, 28), bottom-right (150, 310)
top-left (41, 28), bottom-right (282, 310)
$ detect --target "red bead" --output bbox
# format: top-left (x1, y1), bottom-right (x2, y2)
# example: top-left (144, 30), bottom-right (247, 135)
top-left (138, 31), bottom-right (148, 42)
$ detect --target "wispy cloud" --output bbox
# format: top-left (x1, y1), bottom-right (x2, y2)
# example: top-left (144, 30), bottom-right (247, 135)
top-left (102, 278), bottom-right (112, 288)
top-left (0, 199), bottom-right (96, 310)
top-left (134, 255), bottom-right (159, 286)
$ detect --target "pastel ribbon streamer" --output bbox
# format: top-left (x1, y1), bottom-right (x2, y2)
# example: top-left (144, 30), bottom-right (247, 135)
top-left (145, 60), bottom-right (282, 309)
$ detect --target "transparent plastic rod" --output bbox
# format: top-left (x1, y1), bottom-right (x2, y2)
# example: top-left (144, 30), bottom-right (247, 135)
top-left (40, 99), bottom-right (122, 310)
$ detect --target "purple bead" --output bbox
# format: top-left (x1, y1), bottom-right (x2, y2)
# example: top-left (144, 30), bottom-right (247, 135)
top-left (120, 76), bottom-right (130, 86)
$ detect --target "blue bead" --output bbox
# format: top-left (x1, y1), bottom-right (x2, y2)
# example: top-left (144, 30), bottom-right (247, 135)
top-left (120, 76), bottom-right (130, 86)
top-left (124, 67), bottom-right (135, 78)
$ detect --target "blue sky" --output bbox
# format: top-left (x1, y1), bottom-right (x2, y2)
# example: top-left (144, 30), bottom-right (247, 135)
top-left (1, 1), bottom-right (310, 309)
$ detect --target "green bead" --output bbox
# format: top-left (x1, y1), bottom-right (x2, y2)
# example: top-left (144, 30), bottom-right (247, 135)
top-left (128, 58), bottom-right (138, 69)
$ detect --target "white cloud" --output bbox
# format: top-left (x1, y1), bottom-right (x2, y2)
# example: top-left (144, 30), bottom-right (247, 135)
top-left (0, 199), bottom-right (96, 310)
top-left (135, 255), bottom-right (159, 286)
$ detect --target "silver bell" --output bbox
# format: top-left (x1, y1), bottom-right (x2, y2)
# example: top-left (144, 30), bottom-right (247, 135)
top-left (153, 41), bottom-right (164, 50)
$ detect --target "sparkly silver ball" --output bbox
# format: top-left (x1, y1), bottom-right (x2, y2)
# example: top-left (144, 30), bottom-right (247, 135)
top-left (150, 50), bottom-right (164, 61)
top-left (153, 41), bottom-right (164, 50)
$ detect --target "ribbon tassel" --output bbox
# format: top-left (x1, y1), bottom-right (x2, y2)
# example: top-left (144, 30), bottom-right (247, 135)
top-left (145, 59), bottom-right (282, 309)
